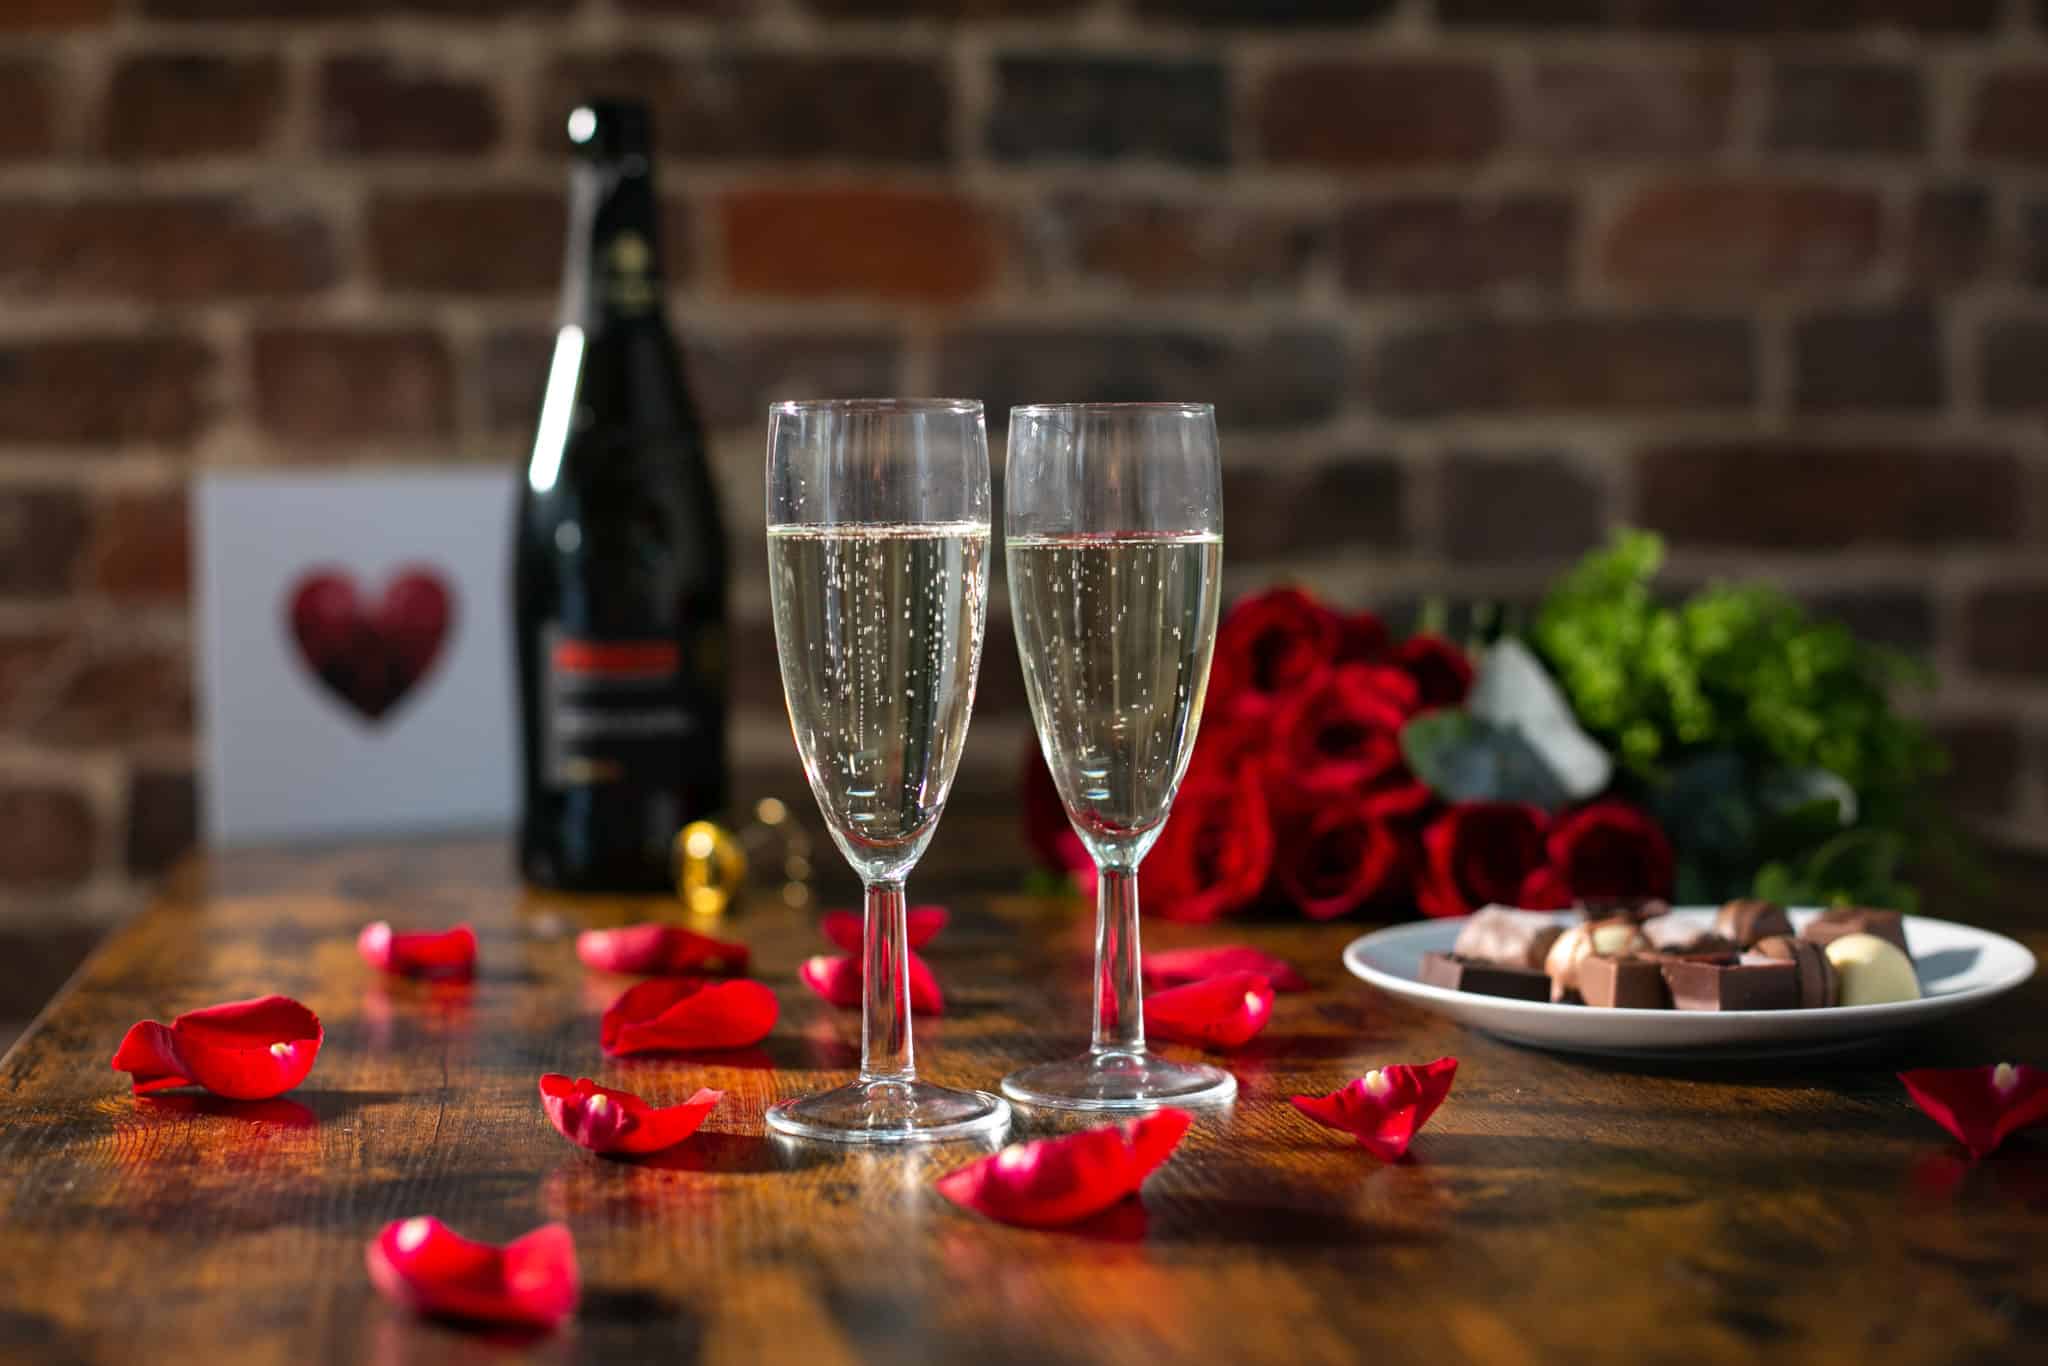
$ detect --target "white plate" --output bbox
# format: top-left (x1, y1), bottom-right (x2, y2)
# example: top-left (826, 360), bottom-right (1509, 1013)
top-left (1342, 908), bottom-right (2037, 1059)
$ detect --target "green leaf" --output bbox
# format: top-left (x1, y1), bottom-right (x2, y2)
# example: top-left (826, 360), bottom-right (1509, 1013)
top-left (1466, 639), bottom-right (1614, 801)
top-left (1400, 711), bottom-right (1574, 808)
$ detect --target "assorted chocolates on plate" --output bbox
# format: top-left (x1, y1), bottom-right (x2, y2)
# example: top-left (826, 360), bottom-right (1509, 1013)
top-left (1421, 901), bottom-right (1923, 1012)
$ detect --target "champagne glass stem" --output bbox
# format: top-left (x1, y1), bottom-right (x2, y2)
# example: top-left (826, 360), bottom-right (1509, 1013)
top-left (1091, 866), bottom-right (1146, 1054)
top-left (861, 880), bottom-right (915, 1083)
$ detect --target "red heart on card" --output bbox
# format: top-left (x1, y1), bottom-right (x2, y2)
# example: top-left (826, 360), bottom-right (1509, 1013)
top-left (287, 567), bottom-right (454, 722)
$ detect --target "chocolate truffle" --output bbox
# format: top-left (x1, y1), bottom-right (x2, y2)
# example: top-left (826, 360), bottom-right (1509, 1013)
top-left (1713, 899), bottom-right (1793, 948)
top-left (1640, 914), bottom-right (1736, 957)
top-left (1800, 906), bottom-right (1909, 956)
top-left (1419, 951), bottom-right (1551, 1002)
top-left (1579, 956), bottom-right (1672, 1010)
top-left (1752, 934), bottom-right (1838, 1009)
top-left (1544, 917), bottom-right (1651, 1003)
top-left (1452, 907), bottom-right (1565, 970)
top-left (1823, 932), bottom-right (1921, 1006)
top-left (1662, 955), bottom-right (1801, 1012)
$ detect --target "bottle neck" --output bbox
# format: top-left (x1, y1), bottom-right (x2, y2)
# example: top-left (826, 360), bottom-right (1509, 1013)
top-left (559, 158), bottom-right (666, 333)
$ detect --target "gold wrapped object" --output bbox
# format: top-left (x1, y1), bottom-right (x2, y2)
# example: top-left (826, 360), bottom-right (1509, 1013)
top-left (674, 820), bottom-right (746, 916)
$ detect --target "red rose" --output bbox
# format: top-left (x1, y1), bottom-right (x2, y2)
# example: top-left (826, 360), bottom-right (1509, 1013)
top-left (1277, 798), bottom-right (1403, 920)
top-left (1022, 741), bottom-right (1094, 894)
top-left (1516, 865), bottom-right (1575, 910)
top-left (1209, 587), bottom-right (1339, 718)
top-left (1360, 780), bottom-right (1439, 905)
top-left (1334, 610), bottom-right (1391, 665)
top-left (1145, 770), bottom-right (1273, 923)
top-left (1414, 802), bottom-right (1550, 920)
top-left (1393, 634), bottom-right (1475, 711)
top-left (1270, 664), bottom-right (1418, 797)
top-left (1546, 800), bottom-right (1675, 901)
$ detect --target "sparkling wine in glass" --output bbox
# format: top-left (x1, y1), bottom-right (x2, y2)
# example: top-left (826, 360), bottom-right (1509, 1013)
top-left (764, 399), bottom-right (1011, 1143)
top-left (1001, 403), bottom-right (1235, 1111)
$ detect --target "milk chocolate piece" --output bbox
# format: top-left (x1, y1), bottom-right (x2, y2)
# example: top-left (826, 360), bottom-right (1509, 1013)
top-left (1752, 934), bottom-right (1838, 1008)
top-left (1579, 955), bottom-right (1672, 1010)
top-left (1799, 906), bottom-right (1909, 956)
top-left (1419, 951), bottom-right (1551, 1002)
top-left (1452, 907), bottom-right (1565, 970)
top-left (1544, 917), bottom-right (1651, 1002)
top-left (1713, 899), bottom-right (1792, 948)
top-left (1640, 914), bottom-right (1736, 957)
top-left (1661, 955), bottom-right (1801, 1011)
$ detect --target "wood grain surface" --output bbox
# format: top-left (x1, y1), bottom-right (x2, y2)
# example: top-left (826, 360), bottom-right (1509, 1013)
top-left (2, 839), bottom-right (2045, 1366)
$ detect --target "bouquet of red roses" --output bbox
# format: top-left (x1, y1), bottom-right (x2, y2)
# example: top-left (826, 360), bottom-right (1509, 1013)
top-left (1023, 586), bottom-right (1675, 922)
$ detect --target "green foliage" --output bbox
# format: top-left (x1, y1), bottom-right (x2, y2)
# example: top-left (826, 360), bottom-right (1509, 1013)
top-left (1531, 531), bottom-right (1950, 908)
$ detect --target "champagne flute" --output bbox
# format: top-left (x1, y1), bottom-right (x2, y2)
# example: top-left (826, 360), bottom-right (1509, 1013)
top-left (764, 399), bottom-right (1011, 1143)
top-left (1000, 403), bottom-right (1234, 1111)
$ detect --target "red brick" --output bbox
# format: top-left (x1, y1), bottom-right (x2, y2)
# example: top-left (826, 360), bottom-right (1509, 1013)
top-left (1970, 70), bottom-right (2048, 167)
top-left (1963, 583), bottom-right (2048, 681)
top-left (104, 54), bottom-right (285, 162)
top-left (1441, 452), bottom-right (1606, 564)
top-left (367, 190), bottom-right (562, 296)
top-left (1793, 306), bottom-right (1942, 413)
top-left (252, 328), bottom-right (454, 445)
top-left (0, 629), bottom-right (74, 719)
top-left (84, 488), bottom-right (189, 605)
top-left (1603, 182), bottom-right (1882, 298)
top-left (2022, 199), bottom-right (2048, 289)
top-left (0, 0), bottom-right (113, 29)
top-left (1805, 587), bottom-right (1935, 652)
top-left (0, 334), bottom-right (212, 446)
top-left (1443, 0), bottom-right (1993, 29)
top-left (1520, 60), bottom-right (1734, 162)
top-left (1339, 195), bottom-right (1575, 295)
top-left (0, 487), bottom-right (87, 599)
top-left (1935, 717), bottom-right (2021, 824)
top-left (681, 329), bottom-right (907, 431)
top-left (1223, 454), bottom-right (1406, 561)
top-left (0, 783), bottom-right (96, 890)
top-left (318, 54), bottom-right (499, 158)
top-left (126, 766), bottom-right (198, 876)
top-left (145, 0), bottom-right (571, 14)
top-left (988, 55), bottom-right (1227, 165)
top-left (1132, 0), bottom-right (1393, 20)
top-left (1364, 316), bottom-right (1754, 419)
top-left (1257, 61), bottom-right (1501, 169)
top-left (31, 642), bottom-right (192, 749)
top-left (1909, 187), bottom-right (1992, 287)
top-left (1019, 195), bottom-right (1321, 296)
top-left (936, 327), bottom-right (1346, 431)
top-left (540, 49), bottom-right (949, 164)
top-left (1982, 317), bottom-right (2048, 412)
top-left (1637, 441), bottom-right (2021, 550)
top-left (801, 0), bottom-right (1083, 14)
top-left (0, 59), bottom-right (59, 162)
top-left (1768, 62), bottom-right (1923, 157)
top-left (0, 196), bottom-right (337, 303)
top-left (721, 186), bottom-right (994, 305)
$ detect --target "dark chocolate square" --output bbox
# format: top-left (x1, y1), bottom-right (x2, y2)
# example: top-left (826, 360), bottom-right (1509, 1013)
top-left (1580, 956), bottom-right (1671, 1009)
top-left (1419, 951), bottom-right (1551, 1002)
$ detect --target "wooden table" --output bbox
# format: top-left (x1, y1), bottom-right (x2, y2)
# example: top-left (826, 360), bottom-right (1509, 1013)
top-left (3, 840), bottom-right (2045, 1365)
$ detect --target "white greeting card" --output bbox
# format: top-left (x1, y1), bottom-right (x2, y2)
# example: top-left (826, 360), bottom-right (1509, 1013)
top-left (195, 469), bottom-right (519, 844)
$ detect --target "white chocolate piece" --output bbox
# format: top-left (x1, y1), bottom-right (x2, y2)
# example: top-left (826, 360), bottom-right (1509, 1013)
top-left (1823, 932), bottom-right (1922, 1006)
top-left (1543, 919), bottom-right (1650, 1001)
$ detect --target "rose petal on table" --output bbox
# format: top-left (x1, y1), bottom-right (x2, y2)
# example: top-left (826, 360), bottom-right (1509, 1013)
top-left (1292, 1057), bottom-right (1459, 1162)
top-left (1144, 972), bottom-right (1274, 1049)
top-left (111, 995), bottom-right (323, 1100)
top-left (820, 906), bottom-right (949, 954)
top-left (599, 978), bottom-right (779, 1056)
top-left (1143, 945), bottom-right (1309, 993)
top-left (1899, 1063), bottom-right (2048, 1160)
top-left (797, 953), bottom-right (945, 1015)
top-left (936, 1108), bottom-right (1193, 1228)
top-left (365, 1216), bottom-right (579, 1330)
top-left (357, 921), bottom-right (477, 980)
top-left (538, 1073), bottom-right (722, 1155)
top-left (576, 924), bottom-right (751, 977)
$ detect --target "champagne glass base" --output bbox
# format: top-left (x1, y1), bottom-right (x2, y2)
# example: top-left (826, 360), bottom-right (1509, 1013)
top-left (1000, 1049), bottom-right (1237, 1113)
top-left (765, 1078), bottom-right (1012, 1145)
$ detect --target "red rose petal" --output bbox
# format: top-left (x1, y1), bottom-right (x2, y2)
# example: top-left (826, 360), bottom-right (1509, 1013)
top-left (1292, 1057), bottom-right (1459, 1162)
top-left (365, 1217), bottom-right (578, 1330)
top-left (820, 906), bottom-right (949, 954)
top-left (357, 921), bottom-right (477, 980)
top-left (1899, 1063), bottom-right (2048, 1160)
top-left (599, 978), bottom-right (779, 1057)
top-left (936, 1109), bottom-right (1193, 1228)
top-left (538, 1073), bottom-right (722, 1155)
top-left (1143, 945), bottom-right (1309, 993)
top-left (797, 953), bottom-right (945, 1015)
top-left (576, 924), bottom-right (751, 977)
top-left (111, 995), bottom-right (323, 1101)
top-left (1144, 971), bottom-right (1274, 1050)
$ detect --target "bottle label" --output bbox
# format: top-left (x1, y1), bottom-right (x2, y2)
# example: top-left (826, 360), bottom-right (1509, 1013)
top-left (541, 624), bottom-right (697, 788)
top-left (602, 231), bottom-right (657, 316)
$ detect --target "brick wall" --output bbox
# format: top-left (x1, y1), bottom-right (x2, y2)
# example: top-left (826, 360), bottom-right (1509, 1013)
top-left (3, 0), bottom-right (2047, 944)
